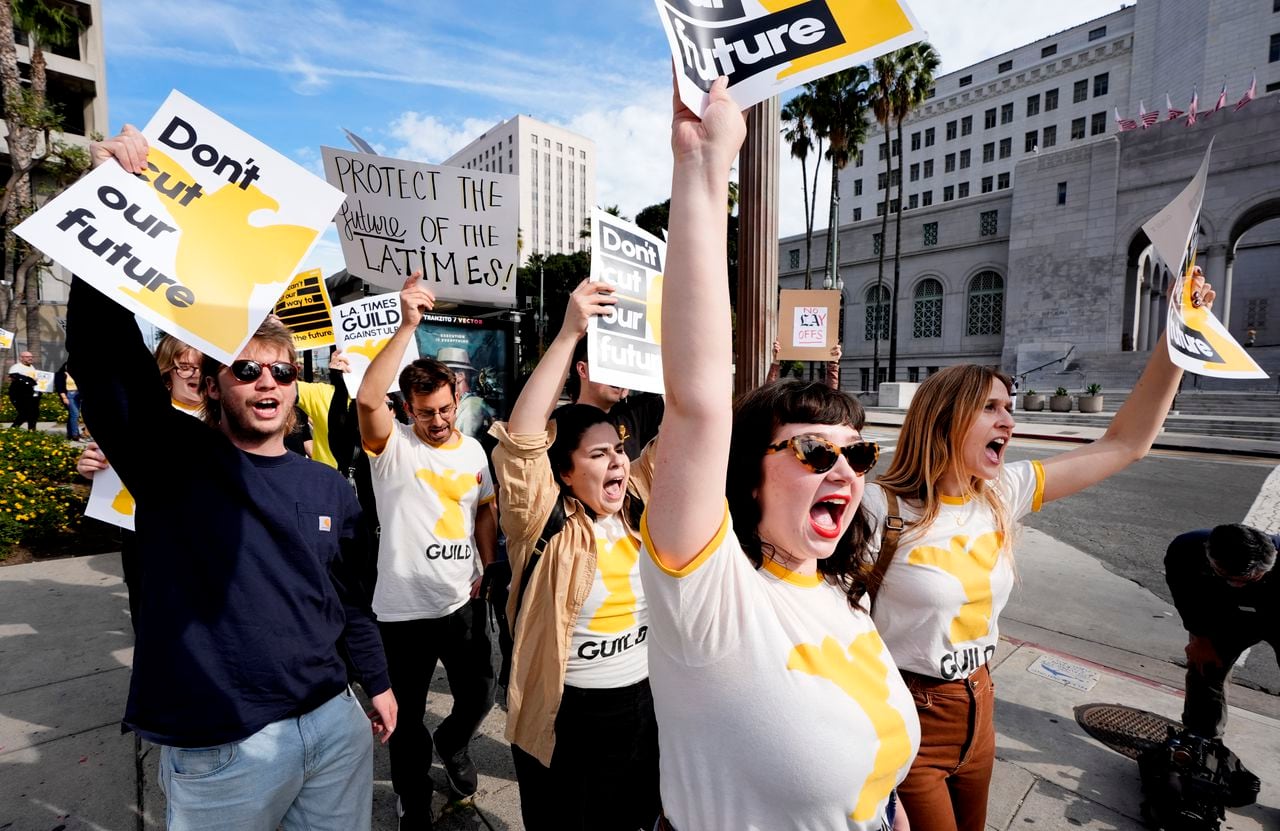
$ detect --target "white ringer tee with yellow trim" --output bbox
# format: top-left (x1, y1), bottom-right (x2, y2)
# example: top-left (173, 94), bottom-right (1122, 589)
top-left (368, 423), bottom-right (495, 621)
top-left (564, 512), bottom-right (649, 689)
top-left (864, 459), bottom-right (1045, 681)
top-left (640, 511), bottom-right (920, 831)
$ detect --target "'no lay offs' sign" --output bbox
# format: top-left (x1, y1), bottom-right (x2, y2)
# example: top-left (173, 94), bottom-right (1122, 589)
top-left (656, 0), bottom-right (925, 114)
top-left (15, 90), bottom-right (345, 366)
top-left (321, 147), bottom-right (519, 307)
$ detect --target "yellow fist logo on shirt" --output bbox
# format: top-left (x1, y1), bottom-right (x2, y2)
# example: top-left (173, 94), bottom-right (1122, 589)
top-left (587, 535), bottom-right (641, 634)
top-left (908, 531), bottom-right (1003, 644)
top-left (415, 468), bottom-right (479, 540)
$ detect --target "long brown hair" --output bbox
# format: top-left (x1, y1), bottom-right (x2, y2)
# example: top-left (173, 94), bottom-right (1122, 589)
top-left (875, 364), bottom-right (1016, 552)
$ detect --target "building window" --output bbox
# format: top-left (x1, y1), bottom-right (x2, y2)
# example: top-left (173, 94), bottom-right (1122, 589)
top-left (865, 285), bottom-right (890, 341)
top-left (908, 193), bottom-right (919, 209)
top-left (1025, 130), bottom-right (1038, 152)
top-left (958, 181), bottom-right (970, 198)
top-left (959, 74), bottom-right (973, 87)
top-left (544, 138), bottom-right (550, 147)
top-left (913, 278), bottom-right (944, 338)
top-left (1027, 94), bottom-right (1041, 117)
top-left (923, 159), bottom-right (934, 178)
top-left (1073, 79), bottom-right (1088, 103)
top-left (984, 108), bottom-right (997, 129)
top-left (877, 202), bottom-right (886, 218)
top-left (789, 249), bottom-right (800, 269)
top-left (909, 163), bottom-right (920, 182)
top-left (1057, 182), bottom-right (1068, 205)
top-left (966, 271), bottom-right (1005, 335)
top-left (924, 128), bottom-right (935, 147)
top-left (1045, 88), bottom-right (1059, 111)
top-left (1271, 33), bottom-right (1280, 62)
top-left (998, 59), bottom-right (1013, 73)
top-left (921, 191), bottom-right (933, 207)
top-left (1042, 44), bottom-right (1058, 58)
top-left (892, 138), bottom-right (901, 156)
top-left (852, 207), bottom-right (863, 221)
top-left (1094, 73), bottom-right (1109, 97)
top-left (873, 233), bottom-right (883, 256)
top-left (855, 150), bottom-right (864, 167)
top-left (854, 178), bottom-right (863, 196)
top-left (961, 115), bottom-right (973, 136)
top-left (998, 137), bottom-right (1012, 159)
top-left (982, 142), bottom-right (995, 163)
top-left (878, 171), bottom-right (888, 190)
top-left (943, 185), bottom-right (955, 202)
top-left (923, 222), bottom-right (938, 246)
top-left (980, 209), bottom-right (999, 236)
top-left (1091, 111), bottom-right (1107, 135)
top-left (1001, 102), bottom-right (1014, 124)
top-left (946, 120), bottom-right (957, 140)
top-left (981, 176), bottom-right (994, 194)
top-left (879, 142), bottom-right (889, 160)
top-left (945, 153), bottom-right (956, 173)
top-left (907, 366), bottom-right (920, 382)
top-left (911, 131), bottom-right (922, 151)
top-left (1071, 117), bottom-right (1086, 139)
top-left (860, 368), bottom-right (871, 391)
top-left (997, 172), bottom-right (1010, 189)
top-left (1088, 25), bottom-right (1107, 41)
top-left (1246, 298), bottom-right (1269, 328)
top-left (1043, 124), bottom-right (1057, 147)
top-left (959, 148), bottom-right (971, 169)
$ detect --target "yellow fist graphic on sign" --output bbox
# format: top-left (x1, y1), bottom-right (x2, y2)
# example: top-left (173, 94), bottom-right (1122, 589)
top-left (788, 632), bottom-right (912, 822)
top-left (908, 531), bottom-right (1003, 645)
top-left (415, 468), bottom-right (478, 540)
top-left (111, 486), bottom-right (136, 517)
top-left (588, 535), bottom-right (641, 634)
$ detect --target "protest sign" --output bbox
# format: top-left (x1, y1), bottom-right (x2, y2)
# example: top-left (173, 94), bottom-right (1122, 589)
top-left (0, 327), bottom-right (12, 349)
top-left (273, 268), bottom-right (336, 349)
top-left (656, 0), bottom-right (924, 114)
top-left (13, 90), bottom-right (345, 366)
top-left (33, 369), bottom-right (54, 393)
top-left (1144, 141), bottom-right (1266, 380)
top-left (321, 147), bottom-right (519, 307)
top-left (85, 465), bottom-right (136, 531)
top-left (778, 289), bottom-right (840, 360)
top-left (332, 293), bottom-right (419, 396)
top-left (587, 209), bottom-right (666, 394)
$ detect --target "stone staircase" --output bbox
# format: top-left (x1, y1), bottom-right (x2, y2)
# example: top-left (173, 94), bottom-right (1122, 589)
top-left (1020, 345), bottom-right (1280, 395)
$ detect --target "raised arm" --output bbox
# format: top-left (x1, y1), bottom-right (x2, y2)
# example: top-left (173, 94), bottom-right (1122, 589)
top-left (356, 273), bottom-right (433, 454)
top-left (646, 78), bottom-right (746, 569)
top-left (1040, 268), bottom-right (1213, 503)
top-left (507, 278), bottom-right (615, 434)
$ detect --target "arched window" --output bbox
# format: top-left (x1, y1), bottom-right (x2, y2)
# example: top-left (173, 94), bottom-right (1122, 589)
top-left (913, 278), bottom-right (944, 338)
top-left (864, 285), bottom-right (890, 341)
top-left (965, 271), bottom-right (1004, 336)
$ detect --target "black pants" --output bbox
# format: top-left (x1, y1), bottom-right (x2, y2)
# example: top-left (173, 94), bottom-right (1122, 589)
top-left (9, 392), bottom-right (37, 430)
top-left (1184, 625), bottom-right (1279, 739)
top-left (378, 600), bottom-right (495, 808)
top-left (511, 679), bottom-right (661, 831)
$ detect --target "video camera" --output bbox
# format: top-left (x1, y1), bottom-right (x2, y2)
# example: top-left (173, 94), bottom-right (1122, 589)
top-left (1137, 727), bottom-right (1260, 830)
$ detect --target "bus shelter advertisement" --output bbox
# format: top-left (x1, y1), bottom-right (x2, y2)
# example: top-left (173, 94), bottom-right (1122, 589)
top-left (414, 313), bottom-right (513, 441)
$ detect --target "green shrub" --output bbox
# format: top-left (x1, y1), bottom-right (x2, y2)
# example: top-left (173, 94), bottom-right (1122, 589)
top-left (0, 428), bottom-right (84, 556)
top-left (0, 383), bottom-right (69, 424)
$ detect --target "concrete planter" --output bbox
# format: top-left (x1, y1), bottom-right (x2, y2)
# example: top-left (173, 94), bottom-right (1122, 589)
top-left (1022, 393), bottom-right (1045, 411)
top-left (1078, 394), bottom-right (1104, 413)
top-left (1049, 394), bottom-right (1073, 413)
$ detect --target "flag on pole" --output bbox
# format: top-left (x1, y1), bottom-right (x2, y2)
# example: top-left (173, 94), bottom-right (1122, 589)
top-left (1186, 88), bottom-right (1199, 127)
top-left (1139, 100), bottom-right (1159, 128)
top-left (1233, 73), bottom-right (1256, 112)
top-left (1203, 80), bottom-right (1227, 120)
top-left (1115, 108), bottom-right (1138, 131)
top-left (1165, 93), bottom-right (1184, 120)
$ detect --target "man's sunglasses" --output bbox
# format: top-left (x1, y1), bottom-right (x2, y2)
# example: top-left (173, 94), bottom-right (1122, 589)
top-left (765, 435), bottom-right (879, 476)
top-left (229, 360), bottom-right (299, 384)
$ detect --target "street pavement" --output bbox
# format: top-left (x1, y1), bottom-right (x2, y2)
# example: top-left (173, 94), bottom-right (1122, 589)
top-left (1, 422), bottom-right (1278, 829)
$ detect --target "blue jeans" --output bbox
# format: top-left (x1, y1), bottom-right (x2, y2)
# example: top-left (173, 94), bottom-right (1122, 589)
top-left (65, 391), bottom-right (81, 440)
top-left (158, 688), bottom-right (373, 831)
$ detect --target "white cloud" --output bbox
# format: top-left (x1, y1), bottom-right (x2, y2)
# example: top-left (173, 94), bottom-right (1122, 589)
top-left (386, 113), bottom-right (502, 164)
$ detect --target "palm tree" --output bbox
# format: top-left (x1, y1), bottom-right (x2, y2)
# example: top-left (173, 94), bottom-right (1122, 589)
top-left (868, 53), bottom-right (899, 389)
top-left (887, 42), bottom-right (940, 382)
top-left (809, 67), bottom-right (870, 292)
top-left (781, 92), bottom-right (822, 289)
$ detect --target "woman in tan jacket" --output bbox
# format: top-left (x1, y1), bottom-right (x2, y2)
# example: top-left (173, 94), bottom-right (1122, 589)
top-left (489, 278), bottom-right (658, 831)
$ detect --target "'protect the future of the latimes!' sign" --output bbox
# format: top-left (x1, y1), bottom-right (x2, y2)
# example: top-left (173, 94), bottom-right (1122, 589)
top-left (1143, 140), bottom-right (1266, 380)
top-left (14, 90), bottom-right (346, 366)
top-left (587, 208), bottom-right (665, 394)
top-left (656, 0), bottom-right (925, 114)
top-left (321, 147), bottom-right (519, 307)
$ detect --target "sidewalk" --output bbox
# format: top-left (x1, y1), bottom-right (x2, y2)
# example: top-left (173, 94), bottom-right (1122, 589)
top-left (1, 547), bottom-right (1276, 830)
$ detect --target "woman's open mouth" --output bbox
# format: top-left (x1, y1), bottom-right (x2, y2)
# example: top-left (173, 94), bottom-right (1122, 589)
top-left (985, 436), bottom-right (1007, 465)
top-left (809, 494), bottom-right (849, 539)
top-left (603, 475), bottom-right (626, 503)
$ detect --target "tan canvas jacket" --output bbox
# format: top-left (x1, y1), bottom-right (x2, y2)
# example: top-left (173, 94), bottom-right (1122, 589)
top-left (488, 420), bottom-right (654, 766)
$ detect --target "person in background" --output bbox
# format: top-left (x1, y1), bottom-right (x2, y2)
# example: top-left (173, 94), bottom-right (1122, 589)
top-left (7, 350), bottom-right (39, 430)
top-left (767, 340), bottom-right (842, 389)
top-left (54, 361), bottom-right (83, 441)
top-left (563, 335), bottom-right (663, 460)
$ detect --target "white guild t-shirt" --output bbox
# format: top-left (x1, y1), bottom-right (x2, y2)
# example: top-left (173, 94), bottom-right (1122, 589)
top-left (564, 513), bottom-right (649, 689)
top-left (368, 424), bottom-right (495, 621)
top-left (640, 510), bottom-right (920, 831)
top-left (864, 460), bottom-right (1045, 680)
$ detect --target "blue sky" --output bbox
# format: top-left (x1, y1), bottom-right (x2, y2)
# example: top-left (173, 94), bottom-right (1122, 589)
top-left (101, 0), bottom-right (1127, 275)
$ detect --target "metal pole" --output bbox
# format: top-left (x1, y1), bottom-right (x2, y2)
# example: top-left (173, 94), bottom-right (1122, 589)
top-left (537, 262), bottom-right (545, 354)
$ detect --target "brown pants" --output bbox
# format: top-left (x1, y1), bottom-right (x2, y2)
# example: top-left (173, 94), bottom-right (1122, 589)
top-left (895, 665), bottom-right (995, 831)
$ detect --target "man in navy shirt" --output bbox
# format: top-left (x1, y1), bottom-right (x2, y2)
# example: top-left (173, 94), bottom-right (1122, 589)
top-left (69, 126), bottom-right (396, 831)
top-left (1166, 524), bottom-right (1278, 739)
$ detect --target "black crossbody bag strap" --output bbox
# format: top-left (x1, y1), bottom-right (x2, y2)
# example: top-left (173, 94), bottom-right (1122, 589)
top-left (868, 490), bottom-right (907, 610)
top-left (510, 498), bottom-right (566, 630)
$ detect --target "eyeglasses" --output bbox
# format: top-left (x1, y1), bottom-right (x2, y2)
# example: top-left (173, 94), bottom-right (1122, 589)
top-left (172, 363), bottom-right (200, 379)
top-left (410, 403), bottom-right (456, 422)
top-left (228, 360), bottom-right (299, 384)
top-left (765, 434), bottom-right (879, 476)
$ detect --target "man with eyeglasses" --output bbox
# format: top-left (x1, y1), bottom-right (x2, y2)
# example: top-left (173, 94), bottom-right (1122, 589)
top-left (7, 349), bottom-right (40, 430)
top-left (358, 272), bottom-right (498, 831)
top-left (1165, 523), bottom-right (1279, 740)
top-left (66, 127), bottom-right (397, 831)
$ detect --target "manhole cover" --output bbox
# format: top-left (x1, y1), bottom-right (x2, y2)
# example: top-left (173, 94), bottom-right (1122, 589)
top-left (1075, 703), bottom-right (1181, 759)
